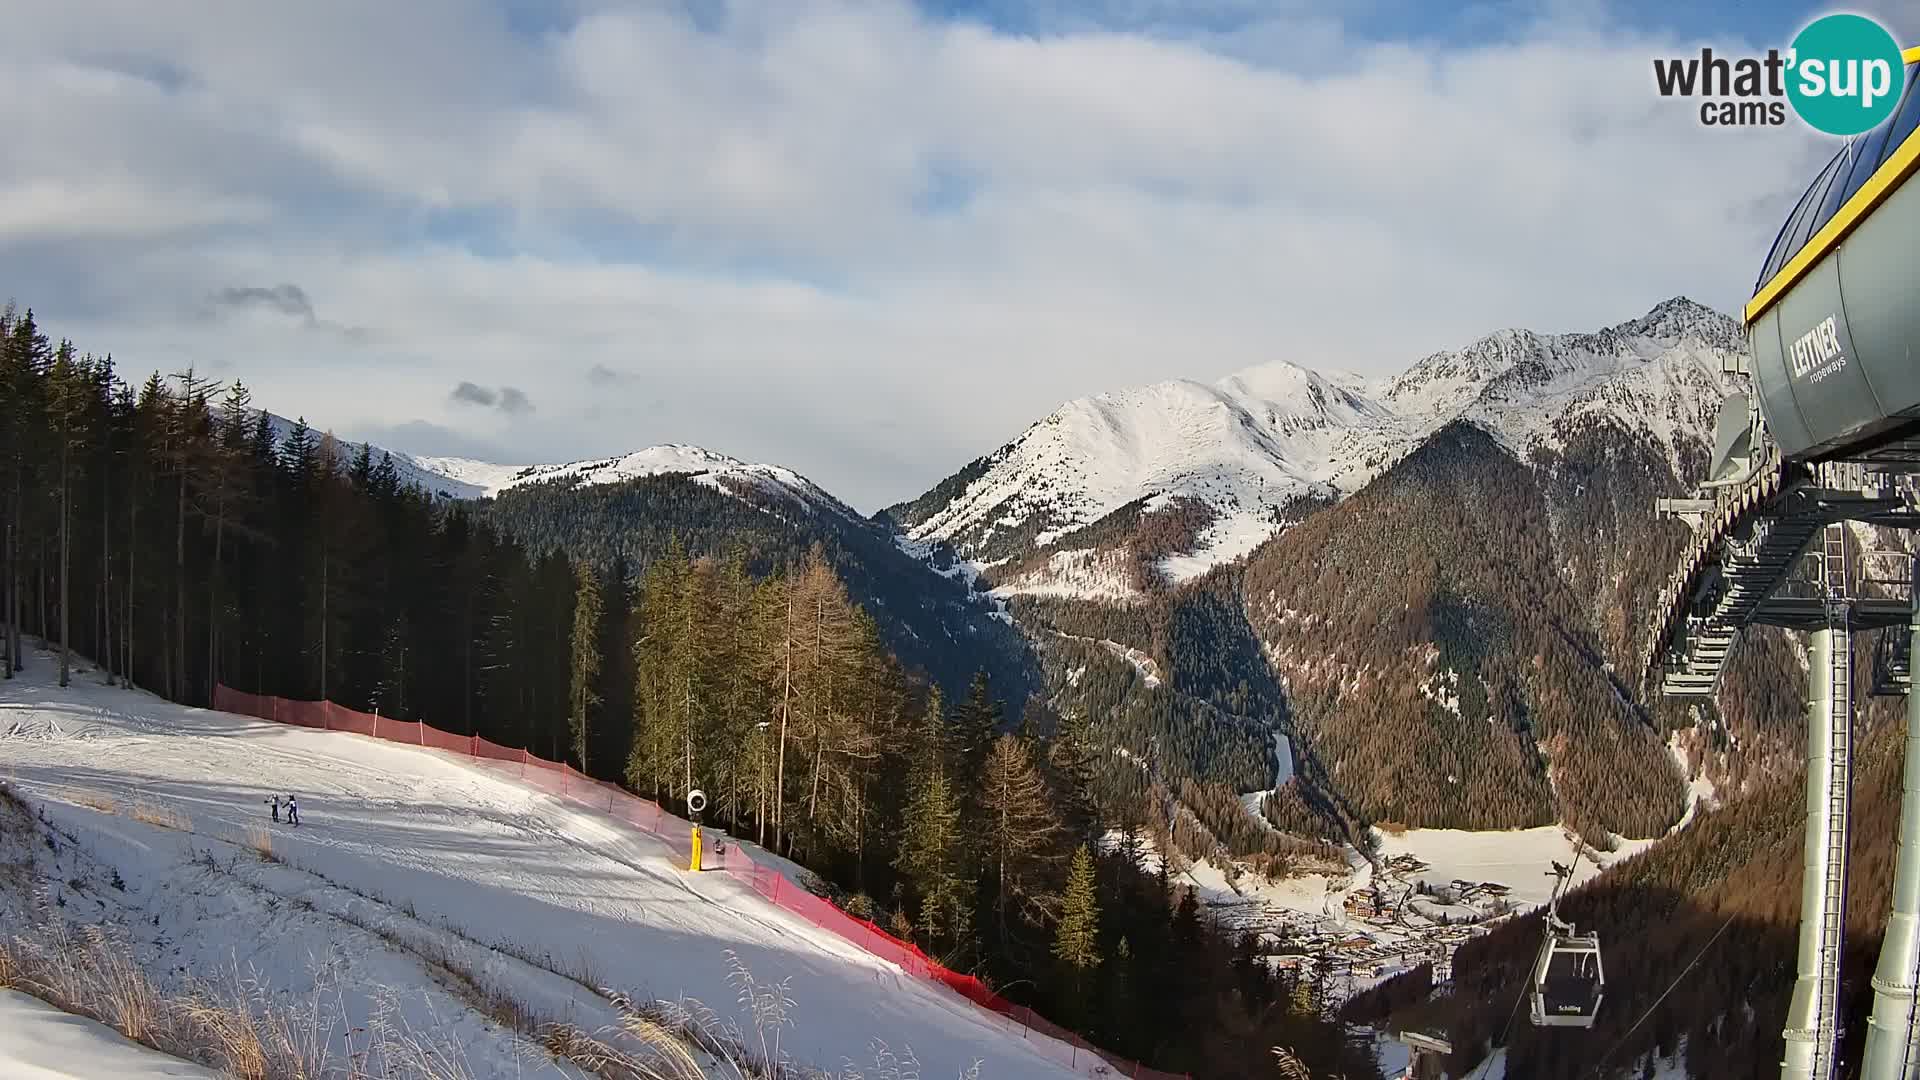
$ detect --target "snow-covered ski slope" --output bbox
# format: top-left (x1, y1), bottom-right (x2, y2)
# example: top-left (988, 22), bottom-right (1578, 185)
top-left (0, 661), bottom-right (1089, 1079)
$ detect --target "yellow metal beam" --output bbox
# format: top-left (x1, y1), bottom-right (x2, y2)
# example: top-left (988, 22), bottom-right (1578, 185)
top-left (1748, 144), bottom-right (1920, 323)
top-left (1747, 49), bottom-right (1920, 325)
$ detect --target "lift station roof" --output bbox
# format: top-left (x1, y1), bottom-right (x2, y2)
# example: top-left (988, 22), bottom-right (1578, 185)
top-left (1746, 54), bottom-right (1920, 462)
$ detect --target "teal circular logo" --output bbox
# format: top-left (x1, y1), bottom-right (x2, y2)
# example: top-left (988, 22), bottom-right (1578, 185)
top-left (1787, 14), bottom-right (1907, 136)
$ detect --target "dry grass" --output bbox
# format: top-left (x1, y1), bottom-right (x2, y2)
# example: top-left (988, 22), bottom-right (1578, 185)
top-left (0, 904), bottom-right (479, 1080)
top-left (69, 788), bottom-right (119, 815)
top-left (0, 779), bottom-right (28, 816)
top-left (539, 1022), bottom-right (659, 1079)
top-left (130, 800), bottom-right (192, 832)
top-left (242, 824), bottom-right (279, 863)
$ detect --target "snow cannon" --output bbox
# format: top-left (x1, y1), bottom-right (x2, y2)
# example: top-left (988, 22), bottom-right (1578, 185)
top-left (686, 789), bottom-right (707, 872)
top-left (1744, 69), bottom-right (1920, 462)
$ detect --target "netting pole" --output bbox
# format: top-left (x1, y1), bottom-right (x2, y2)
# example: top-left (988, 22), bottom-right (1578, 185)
top-left (418, 722), bottom-right (425, 747)
top-left (373, 707), bottom-right (380, 741)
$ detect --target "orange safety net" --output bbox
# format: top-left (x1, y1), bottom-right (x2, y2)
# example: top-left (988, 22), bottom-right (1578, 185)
top-left (209, 685), bottom-right (1185, 1080)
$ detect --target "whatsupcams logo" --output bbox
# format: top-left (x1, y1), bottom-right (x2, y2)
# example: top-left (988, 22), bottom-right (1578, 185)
top-left (1653, 13), bottom-right (1907, 134)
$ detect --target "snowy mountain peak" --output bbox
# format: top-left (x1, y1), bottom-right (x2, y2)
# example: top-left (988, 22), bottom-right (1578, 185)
top-left (896, 298), bottom-right (1741, 599)
top-left (411, 444), bottom-right (853, 517)
top-left (1610, 295), bottom-right (1743, 351)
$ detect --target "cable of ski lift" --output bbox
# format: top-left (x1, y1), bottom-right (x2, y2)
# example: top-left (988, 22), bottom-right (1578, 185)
top-left (1586, 910), bottom-right (1738, 1079)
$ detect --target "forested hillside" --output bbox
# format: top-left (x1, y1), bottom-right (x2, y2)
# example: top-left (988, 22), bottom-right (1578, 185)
top-left (1242, 420), bottom-right (1691, 839)
top-left (1352, 681), bottom-right (1908, 1079)
top-left (478, 472), bottom-right (1035, 705)
top-left (0, 302), bottom-right (1383, 1080)
top-left (1005, 416), bottom-right (1715, 859)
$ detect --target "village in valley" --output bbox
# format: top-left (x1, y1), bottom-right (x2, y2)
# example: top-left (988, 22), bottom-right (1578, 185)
top-left (1112, 825), bottom-right (1638, 1000)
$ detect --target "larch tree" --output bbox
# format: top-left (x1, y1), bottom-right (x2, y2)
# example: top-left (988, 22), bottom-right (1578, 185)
top-left (980, 733), bottom-right (1067, 940)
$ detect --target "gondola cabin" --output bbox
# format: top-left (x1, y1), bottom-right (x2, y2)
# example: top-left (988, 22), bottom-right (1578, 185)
top-left (1530, 929), bottom-right (1605, 1028)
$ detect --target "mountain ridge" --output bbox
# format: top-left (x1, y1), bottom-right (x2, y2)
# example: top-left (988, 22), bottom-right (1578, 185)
top-left (889, 296), bottom-right (1741, 601)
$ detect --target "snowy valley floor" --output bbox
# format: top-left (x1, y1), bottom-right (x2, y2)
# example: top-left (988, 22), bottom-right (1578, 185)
top-left (0, 655), bottom-right (1089, 1080)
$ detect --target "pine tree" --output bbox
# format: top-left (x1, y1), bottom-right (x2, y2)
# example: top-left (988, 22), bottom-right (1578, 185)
top-left (3, 309), bottom-right (53, 676)
top-left (569, 560), bottom-right (603, 770)
top-left (46, 341), bottom-right (91, 688)
top-left (1053, 844), bottom-right (1102, 970)
top-left (200, 382), bottom-right (260, 696)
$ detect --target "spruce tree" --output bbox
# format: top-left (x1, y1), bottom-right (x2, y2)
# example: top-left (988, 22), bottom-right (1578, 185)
top-left (953, 668), bottom-right (1002, 785)
top-left (1054, 844), bottom-right (1102, 970)
top-left (895, 686), bottom-right (967, 943)
top-left (569, 560), bottom-right (603, 770)
top-left (46, 342), bottom-right (90, 688)
top-left (1048, 707), bottom-right (1103, 844)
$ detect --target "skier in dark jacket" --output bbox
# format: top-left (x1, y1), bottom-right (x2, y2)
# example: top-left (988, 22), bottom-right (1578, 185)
top-left (285, 795), bottom-right (300, 827)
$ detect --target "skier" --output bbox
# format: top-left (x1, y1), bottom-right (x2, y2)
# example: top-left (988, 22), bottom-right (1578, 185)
top-left (285, 795), bottom-right (300, 828)
top-left (266, 794), bottom-right (281, 823)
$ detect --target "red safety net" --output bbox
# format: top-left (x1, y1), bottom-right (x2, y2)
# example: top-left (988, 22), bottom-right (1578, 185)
top-left (330, 705), bottom-right (377, 738)
top-left (209, 685), bottom-right (1185, 1080)
top-left (382, 718), bottom-right (425, 746)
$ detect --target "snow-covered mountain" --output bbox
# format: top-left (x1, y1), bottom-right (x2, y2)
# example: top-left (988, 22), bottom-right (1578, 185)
top-left (261, 413), bottom-right (491, 500)
top-left (890, 297), bottom-right (1742, 599)
top-left (412, 444), bottom-right (857, 520)
top-left (268, 416), bottom-right (858, 526)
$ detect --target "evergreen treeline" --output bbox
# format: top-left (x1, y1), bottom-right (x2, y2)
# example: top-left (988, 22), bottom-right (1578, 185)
top-left (0, 304), bottom-right (1383, 1080)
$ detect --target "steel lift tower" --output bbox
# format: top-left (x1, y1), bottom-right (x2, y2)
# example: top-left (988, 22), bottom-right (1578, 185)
top-left (1646, 53), bottom-right (1920, 1080)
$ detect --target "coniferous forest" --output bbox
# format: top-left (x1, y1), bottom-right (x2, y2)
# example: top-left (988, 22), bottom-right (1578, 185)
top-left (0, 304), bottom-right (1386, 1079)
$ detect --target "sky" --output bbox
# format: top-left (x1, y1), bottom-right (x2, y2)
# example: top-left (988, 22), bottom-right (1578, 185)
top-left (0, 0), bottom-right (1909, 511)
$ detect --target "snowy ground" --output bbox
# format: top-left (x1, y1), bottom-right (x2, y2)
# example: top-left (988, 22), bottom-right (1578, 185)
top-left (0, 655), bottom-right (1090, 1079)
top-left (0, 989), bottom-right (220, 1079)
top-left (1371, 825), bottom-right (1655, 908)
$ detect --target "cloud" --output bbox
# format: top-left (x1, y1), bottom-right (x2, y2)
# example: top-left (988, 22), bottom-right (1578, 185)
top-left (497, 386), bottom-right (534, 415)
top-left (215, 284), bottom-right (314, 320)
top-left (204, 282), bottom-right (373, 343)
top-left (0, 0), bottom-right (1870, 510)
top-left (450, 380), bottom-right (535, 416)
top-left (449, 381), bottom-right (499, 408)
